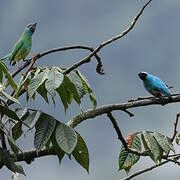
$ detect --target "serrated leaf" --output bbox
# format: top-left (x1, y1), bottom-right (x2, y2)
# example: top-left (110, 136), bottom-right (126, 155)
top-left (153, 132), bottom-right (172, 155)
top-left (45, 69), bottom-right (64, 97)
top-left (34, 113), bottom-right (56, 151)
top-left (0, 61), bottom-right (17, 91)
top-left (72, 132), bottom-right (89, 173)
top-left (51, 133), bottom-right (65, 164)
top-left (142, 131), bottom-right (162, 163)
top-left (119, 133), bottom-right (141, 174)
top-left (28, 70), bottom-right (49, 98)
top-left (55, 122), bottom-right (77, 154)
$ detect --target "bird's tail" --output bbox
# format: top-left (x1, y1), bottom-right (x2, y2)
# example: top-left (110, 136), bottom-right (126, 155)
top-left (1, 54), bottom-right (10, 61)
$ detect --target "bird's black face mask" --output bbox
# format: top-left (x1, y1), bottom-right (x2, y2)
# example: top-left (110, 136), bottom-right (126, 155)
top-left (138, 72), bottom-right (147, 81)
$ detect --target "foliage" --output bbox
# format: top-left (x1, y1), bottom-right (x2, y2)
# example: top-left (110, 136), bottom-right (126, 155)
top-left (0, 65), bottom-right (95, 175)
top-left (118, 131), bottom-right (175, 174)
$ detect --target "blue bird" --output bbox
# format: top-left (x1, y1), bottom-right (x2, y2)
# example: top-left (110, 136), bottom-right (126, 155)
top-left (138, 72), bottom-right (172, 99)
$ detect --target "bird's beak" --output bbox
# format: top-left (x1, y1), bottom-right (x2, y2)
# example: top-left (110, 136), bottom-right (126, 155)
top-left (138, 72), bottom-right (146, 81)
top-left (138, 72), bottom-right (142, 79)
top-left (30, 23), bottom-right (37, 34)
top-left (32, 23), bottom-right (37, 29)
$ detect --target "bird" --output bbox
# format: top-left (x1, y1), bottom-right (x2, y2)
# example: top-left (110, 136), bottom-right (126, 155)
top-left (138, 72), bottom-right (172, 100)
top-left (1, 23), bottom-right (37, 66)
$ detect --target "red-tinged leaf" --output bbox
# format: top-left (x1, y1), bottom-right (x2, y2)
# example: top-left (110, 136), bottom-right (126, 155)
top-left (119, 133), bottom-right (141, 174)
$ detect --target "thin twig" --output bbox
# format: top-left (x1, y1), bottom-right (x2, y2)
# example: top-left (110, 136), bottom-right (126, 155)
top-left (120, 160), bottom-right (169, 180)
top-left (11, 45), bottom-right (103, 79)
top-left (171, 113), bottom-right (180, 141)
top-left (64, 0), bottom-right (152, 74)
top-left (107, 112), bottom-right (147, 156)
top-left (107, 112), bottom-right (128, 148)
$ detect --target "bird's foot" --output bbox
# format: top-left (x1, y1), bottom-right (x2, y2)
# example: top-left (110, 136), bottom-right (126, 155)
top-left (23, 59), bottom-right (30, 62)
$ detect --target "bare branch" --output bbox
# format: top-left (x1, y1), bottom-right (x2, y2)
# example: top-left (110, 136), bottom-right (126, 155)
top-left (120, 160), bottom-right (169, 180)
top-left (11, 45), bottom-right (103, 79)
top-left (15, 148), bottom-right (56, 163)
top-left (64, 0), bottom-right (152, 74)
top-left (67, 94), bottom-right (180, 128)
top-left (107, 112), bottom-right (128, 148)
top-left (171, 112), bottom-right (180, 141)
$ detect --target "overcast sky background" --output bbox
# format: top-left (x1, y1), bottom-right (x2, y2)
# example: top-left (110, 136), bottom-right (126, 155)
top-left (0, 0), bottom-right (180, 179)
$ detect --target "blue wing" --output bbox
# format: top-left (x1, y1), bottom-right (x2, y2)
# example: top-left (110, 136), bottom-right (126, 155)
top-left (148, 75), bottom-right (171, 97)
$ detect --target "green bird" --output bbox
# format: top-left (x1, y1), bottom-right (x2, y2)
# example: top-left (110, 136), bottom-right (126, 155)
top-left (1, 23), bottom-right (37, 66)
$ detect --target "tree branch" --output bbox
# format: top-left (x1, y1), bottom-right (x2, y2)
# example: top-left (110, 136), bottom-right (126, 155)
top-left (15, 148), bottom-right (56, 163)
top-left (171, 112), bottom-right (180, 141)
top-left (10, 94), bottom-right (180, 167)
top-left (107, 112), bottom-right (147, 156)
top-left (64, 0), bottom-right (152, 74)
top-left (67, 94), bottom-right (180, 128)
top-left (11, 0), bottom-right (151, 79)
top-left (11, 45), bottom-right (103, 78)
top-left (120, 160), bottom-right (169, 180)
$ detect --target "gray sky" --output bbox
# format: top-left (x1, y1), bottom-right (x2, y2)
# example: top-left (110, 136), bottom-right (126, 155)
top-left (0, 0), bottom-right (180, 179)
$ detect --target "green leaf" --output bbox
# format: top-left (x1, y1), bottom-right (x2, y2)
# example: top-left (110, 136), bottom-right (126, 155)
top-left (12, 122), bottom-right (22, 140)
top-left (77, 70), bottom-right (97, 108)
top-left (0, 68), bottom-right (3, 83)
top-left (1, 127), bottom-right (22, 153)
top-left (153, 132), bottom-right (174, 155)
top-left (28, 70), bottom-right (49, 98)
top-left (16, 71), bottom-right (31, 98)
top-left (142, 131), bottom-right (162, 163)
top-left (56, 76), bottom-right (80, 111)
top-left (16, 165), bottom-right (26, 176)
top-left (24, 111), bottom-right (42, 129)
top-left (0, 148), bottom-right (25, 175)
top-left (64, 76), bottom-right (81, 105)
top-left (37, 82), bottom-right (49, 103)
top-left (55, 122), bottom-right (77, 154)
top-left (68, 71), bottom-right (84, 98)
top-left (119, 133), bottom-right (141, 174)
top-left (0, 61), bottom-right (18, 91)
top-left (176, 132), bottom-right (180, 146)
top-left (45, 69), bottom-right (64, 97)
top-left (34, 113), bottom-right (56, 151)
top-left (0, 105), bottom-right (20, 121)
top-left (165, 137), bottom-right (175, 153)
top-left (0, 90), bottom-right (21, 105)
top-left (51, 133), bottom-right (65, 164)
top-left (72, 132), bottom-right (89, 173)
